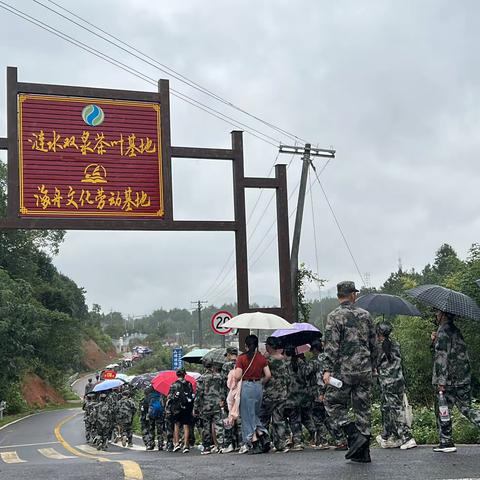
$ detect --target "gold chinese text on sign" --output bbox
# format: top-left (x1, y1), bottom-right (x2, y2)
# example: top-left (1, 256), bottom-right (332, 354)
top-left (19, 95), bottom-right (164, 218)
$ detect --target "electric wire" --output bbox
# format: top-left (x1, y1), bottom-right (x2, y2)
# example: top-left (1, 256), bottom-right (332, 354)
top-left (0, 1), bottom-right (281, 147)
top-left (310, 166), bottom-right (366, 286)
top-left (308, 168), bottom-right (322, 298)
top-left (36, 0), bottom-right (307, 144)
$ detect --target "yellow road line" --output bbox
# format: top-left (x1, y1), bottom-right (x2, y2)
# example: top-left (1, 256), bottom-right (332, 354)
top-left (38, 447), bottom-right (76, 460)
top-left (54, 413), bottom-right (143, 479)
top-left (0, 451), bottom-right (26, 463)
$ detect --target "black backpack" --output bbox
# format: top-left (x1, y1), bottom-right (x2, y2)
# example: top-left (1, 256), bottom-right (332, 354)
top-left (174, 380), bottom-right (194, 412)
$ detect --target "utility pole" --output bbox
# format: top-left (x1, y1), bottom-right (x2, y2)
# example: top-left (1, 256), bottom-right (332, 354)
top-left (191, 300), bottom-right (208, 347)
top-left (279, 143), bottom-right (335, 322)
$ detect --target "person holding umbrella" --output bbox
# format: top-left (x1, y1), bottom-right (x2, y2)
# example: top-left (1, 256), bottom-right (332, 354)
top-left (407, 284), bottom-right (480, 452)
top-left (430, 308), bottom-right (480, 452)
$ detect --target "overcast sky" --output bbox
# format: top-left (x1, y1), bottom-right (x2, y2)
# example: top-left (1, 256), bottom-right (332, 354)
top-left (0, 0), bottom-right (478, 316)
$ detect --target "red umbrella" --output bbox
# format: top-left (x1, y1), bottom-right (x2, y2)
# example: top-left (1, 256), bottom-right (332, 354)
top-left (151, 370), bottom-right (197, 396)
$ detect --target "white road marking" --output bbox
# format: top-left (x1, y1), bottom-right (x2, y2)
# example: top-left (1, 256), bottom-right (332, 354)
top-left (76, 444), bottom-right (121, 455)
top-left (38, 447), bottom-right (76, 460)
top-left (0, 441), bottom-right (60, 449)
top-left (0, 451), bottom-right (27, 463)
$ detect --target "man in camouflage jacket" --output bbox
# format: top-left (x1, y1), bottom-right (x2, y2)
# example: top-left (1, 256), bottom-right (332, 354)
top-left (95, 393), bottom-right (113, 450)
top-left (323, 281), bottom-right (377, 462)
top-left (116, 391), bottom-right (137, 447)
top-left (83, 393), bottom-right (97, 444)
top-left (431, 310), bottom-right (480, 452)
top-left (260, 337), bottom-right (289, 452)
top-left (194, 359), bottom-right (224, 453)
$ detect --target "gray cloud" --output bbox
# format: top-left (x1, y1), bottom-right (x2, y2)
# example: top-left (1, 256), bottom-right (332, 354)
top-left (0, 0), bottom-right (478, 314)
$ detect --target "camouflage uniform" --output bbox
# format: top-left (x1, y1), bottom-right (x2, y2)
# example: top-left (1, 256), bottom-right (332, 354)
top-left (221, 359), bottom-right (242, 449)
top-left (377, 339), bottom-right (411, 442)
top-left (95, 397), bottom-right (113, 449)
top-left (139, 395), bottom-right (153, 448)
top-left (305, 352), bottom-right (334, 446)
top-left (116, 395), bottom-right (137, 446)
top-left (194, 370), bottom-right (224, 450)
top-left (432, 320), bottom-right (480, 444)
top-left (284, 357), bottom-right (315, 446)
top-left (83, 397), bottom-right (97, 444)
top-left (323, 300), bottom-right (377, 436)
top-left (147, 392), bottom-right (165, 449)
top-left (107, 391), bottom-right (119, 442)
top-left (260, 356), bottom-right (288, 450)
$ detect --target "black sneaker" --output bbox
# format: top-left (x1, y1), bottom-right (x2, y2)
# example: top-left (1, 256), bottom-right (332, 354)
top-left (433, 443), bottom-right (457, 453)
top-left (146, 445), bottom-right (155, 451)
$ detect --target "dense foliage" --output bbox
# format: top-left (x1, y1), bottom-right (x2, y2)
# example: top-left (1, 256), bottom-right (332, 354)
top-left (0, 164), bottom-right (113, 413)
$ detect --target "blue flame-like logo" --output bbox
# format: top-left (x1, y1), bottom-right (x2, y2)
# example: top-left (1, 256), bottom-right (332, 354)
top-left (82, 104), bottom-right (105, 126)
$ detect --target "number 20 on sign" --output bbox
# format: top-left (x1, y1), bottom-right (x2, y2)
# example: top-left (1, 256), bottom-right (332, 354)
top-left (211, 310), bottom-right (233, 335)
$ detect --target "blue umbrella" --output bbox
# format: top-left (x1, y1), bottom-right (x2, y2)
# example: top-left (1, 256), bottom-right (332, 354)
top-left (92, 379), bottom-right (124, 392)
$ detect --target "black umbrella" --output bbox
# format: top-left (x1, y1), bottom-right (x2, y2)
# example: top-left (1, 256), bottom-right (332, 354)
top-left (406, 284), bottom-right (480, 321)
top-left (130, 372), bottom-right (158, 389)
top-left (355, 293), bottom-right (421, 318)
top-left (271, 323), bottom-right (322, 348)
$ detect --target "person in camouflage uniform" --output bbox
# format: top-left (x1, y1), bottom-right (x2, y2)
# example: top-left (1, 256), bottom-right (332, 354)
top-left (107, 389), bottom-right (120, 443)
top-left (305, 339), bottom-right (334, 449)
top-left (83, 392), bottom-right (97, 444)
top-left (284, 348), bottom-right (315, 451)
top-left (323, 281), bottom-right (377, 463)
top-left (194, 358), bottom-right (224, 455)
top-left (147, 389), bottom-right (165, 450)
top-left (116, 390), bottom-right (137, 447)
top-left (375, 322), bottom-right (416, 450)
top-left (431, 310), bottom-right (480, 453)
top-left (220, 347), bottom-right (241, 453)
top-left (95, 393), bottom-right (113, 450)
top-left (140, 386), bottom-right (155, 450)
top-left (260, 336), bottom-right (289, 452)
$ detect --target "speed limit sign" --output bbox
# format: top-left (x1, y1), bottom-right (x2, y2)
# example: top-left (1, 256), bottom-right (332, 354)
top-left (211, 310), bottom-right (234, 335)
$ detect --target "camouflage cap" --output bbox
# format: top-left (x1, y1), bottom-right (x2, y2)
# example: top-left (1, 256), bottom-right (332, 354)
top-left (337, 280), bottom-right (359, 296)
top-left (224, 346), bottom-right (239, 356)
top-left (176, 367), bottom-right (186, 376)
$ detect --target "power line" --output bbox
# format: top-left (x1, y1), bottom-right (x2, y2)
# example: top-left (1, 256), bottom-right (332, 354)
top-left (0, 1), bottom-right (281, 147)
top-left (308, 168), bottom-right (322, 299)
top-left (310, 165), bottom-right (366, 286)
top-left (35, 0), bottom-right (307, 144)
top-left (201, 151), bottom-right (282, 301)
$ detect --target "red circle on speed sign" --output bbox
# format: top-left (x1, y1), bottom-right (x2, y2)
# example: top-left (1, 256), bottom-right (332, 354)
top-left (211, 310), bottom-right (233, 335)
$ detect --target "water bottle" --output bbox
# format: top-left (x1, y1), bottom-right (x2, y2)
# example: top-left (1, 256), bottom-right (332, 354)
top-left (329, 377), bottom-right (343, 389)
top-left (438, 391), bottom-right (450, 423)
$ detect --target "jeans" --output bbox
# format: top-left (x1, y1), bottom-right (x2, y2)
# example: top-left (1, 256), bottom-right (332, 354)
top-left (240, 381), bottom-right (267, 444)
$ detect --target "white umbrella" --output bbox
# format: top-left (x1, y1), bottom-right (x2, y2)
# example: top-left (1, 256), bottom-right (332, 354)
top-left (222, 312), bottom-right (294, 330)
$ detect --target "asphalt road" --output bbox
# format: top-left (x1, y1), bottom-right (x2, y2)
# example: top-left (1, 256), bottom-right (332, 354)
top-left (1, 405), bottom-right (480, 480)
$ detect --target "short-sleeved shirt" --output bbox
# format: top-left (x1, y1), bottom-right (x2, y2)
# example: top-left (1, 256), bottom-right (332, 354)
top-left (236, 352), bottom-right (268, 381)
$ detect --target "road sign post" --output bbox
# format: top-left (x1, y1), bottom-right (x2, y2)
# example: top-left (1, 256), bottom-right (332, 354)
top-left (0, 401), bottom-right (6, 420)
top-left (172, 346), bottom-right (184, 370)
top-left (211, 310), bottom-right (234, 347)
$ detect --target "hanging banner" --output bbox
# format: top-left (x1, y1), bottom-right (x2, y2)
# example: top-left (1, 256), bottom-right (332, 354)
top-left (18, 94), bottom-right (164, 219)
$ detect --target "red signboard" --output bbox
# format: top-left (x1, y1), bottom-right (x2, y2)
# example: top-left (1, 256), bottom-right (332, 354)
top-left (102, 370), bottom-right (117, 380)
top-left (18, 94), bottom-right (164, 218)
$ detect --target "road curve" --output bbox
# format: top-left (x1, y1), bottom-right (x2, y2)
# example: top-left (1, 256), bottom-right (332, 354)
top-left (1, 404), bottom-right (480, 480)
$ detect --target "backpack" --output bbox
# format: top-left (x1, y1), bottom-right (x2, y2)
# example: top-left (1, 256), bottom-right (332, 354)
top-left (173, 380), bottom-right (193, 413)
top-left (148, 392), bottom-right (164, 419)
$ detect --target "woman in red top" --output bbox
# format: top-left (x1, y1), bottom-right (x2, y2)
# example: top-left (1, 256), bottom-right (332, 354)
top-left (234, 334), bottom-right (271, 454)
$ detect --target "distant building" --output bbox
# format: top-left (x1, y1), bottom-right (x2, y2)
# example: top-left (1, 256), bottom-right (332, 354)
top-left (111, 333), bottom-right (148, 353)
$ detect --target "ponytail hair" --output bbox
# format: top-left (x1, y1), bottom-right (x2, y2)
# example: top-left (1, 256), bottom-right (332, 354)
top-left (245, 334), bottom-right (259, 360)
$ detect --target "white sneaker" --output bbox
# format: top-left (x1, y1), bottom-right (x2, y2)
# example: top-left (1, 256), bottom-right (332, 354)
top-left (172, 444), bottom-right (181, 452)
top-left (376, 435), bottom-right (388, 448)
top-left (400, 438), bottom-right (417, 450)
top-left (238, 445), bottom-right (249, 454)
top-left (222, 444), bottom-right (235, 454)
